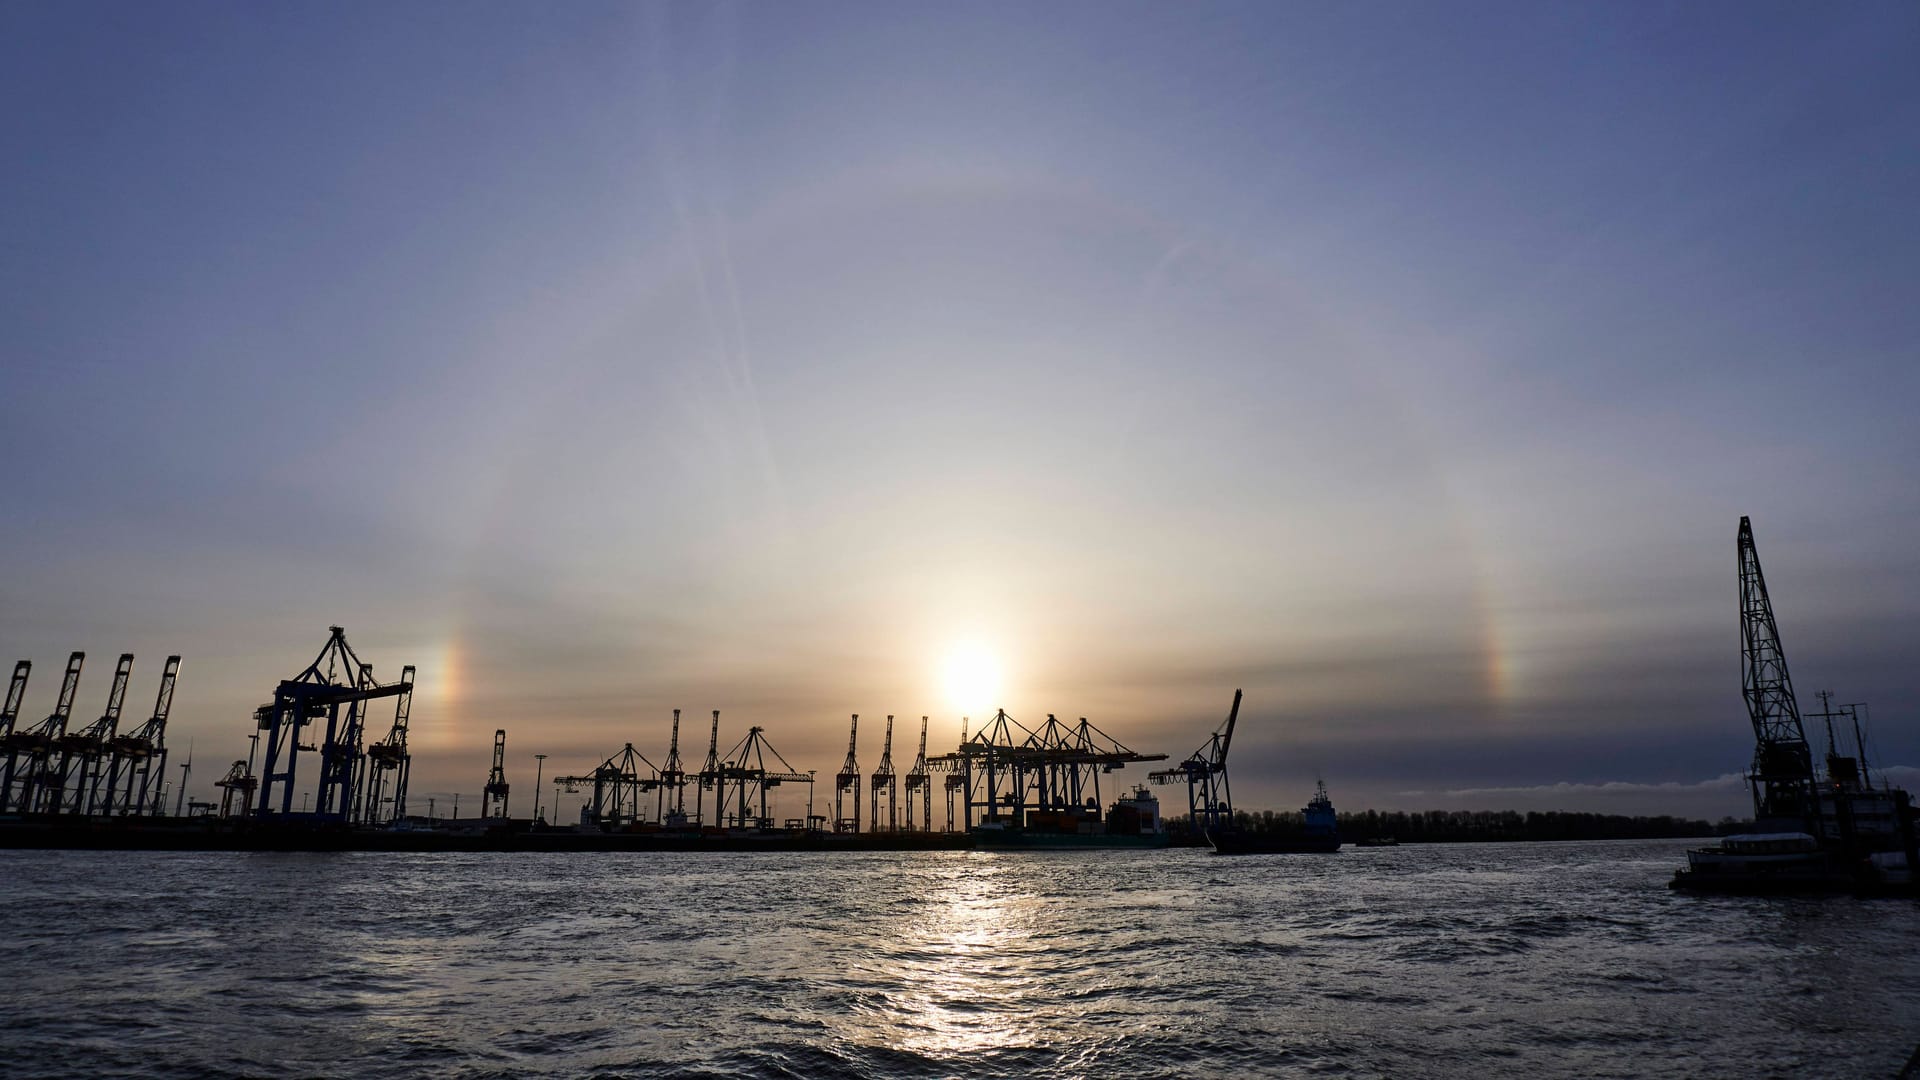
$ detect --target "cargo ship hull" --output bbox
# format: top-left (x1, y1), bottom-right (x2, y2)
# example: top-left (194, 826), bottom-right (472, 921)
top-left (972, 829), bottom-right (1169, 850)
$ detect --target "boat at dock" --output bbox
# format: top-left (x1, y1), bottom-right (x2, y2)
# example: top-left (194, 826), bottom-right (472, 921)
top-left (1675, 832), bottom-right (1851, 893)
top-left (1668, 518), bottom-right (1918, 896)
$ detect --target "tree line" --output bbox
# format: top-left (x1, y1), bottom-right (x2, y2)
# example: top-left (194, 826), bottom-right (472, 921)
top-left (1168, 807), bottom-right (1740, 843)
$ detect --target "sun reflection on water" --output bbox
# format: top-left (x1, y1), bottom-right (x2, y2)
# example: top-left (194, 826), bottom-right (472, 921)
top-left (826, 854), bottom-right (1060, 1060)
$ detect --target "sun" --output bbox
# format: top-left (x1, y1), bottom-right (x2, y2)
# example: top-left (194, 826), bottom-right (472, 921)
top-left (941, 644), bottom-right (1003, 714)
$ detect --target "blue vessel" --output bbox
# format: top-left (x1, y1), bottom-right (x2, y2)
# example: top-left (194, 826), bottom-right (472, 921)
top-left (1207, 780), bottom-right (1342, 855)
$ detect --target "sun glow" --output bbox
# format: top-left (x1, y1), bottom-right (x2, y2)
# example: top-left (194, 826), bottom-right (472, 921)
top-left (941, 644), bottom-right (1003, 713)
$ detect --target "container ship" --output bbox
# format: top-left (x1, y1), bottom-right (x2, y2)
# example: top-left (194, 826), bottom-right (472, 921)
top-left (971, 785), bottom-right (1169, 849)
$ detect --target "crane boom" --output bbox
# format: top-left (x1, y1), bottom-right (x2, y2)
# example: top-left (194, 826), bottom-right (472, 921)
top-left (1739, 516), bottom-right (1819, 828)
top-left (1, 661), bottom-right (28, 736)
top-left (1218, 688), bottom-right (1242, 765)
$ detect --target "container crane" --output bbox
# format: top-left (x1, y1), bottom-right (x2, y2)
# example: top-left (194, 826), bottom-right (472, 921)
top-left (254, 627), bottom-right (412, 820)
top-left (1150, 689), bottom-right (1241, 835)
top-left (0, 661), bottom-right (29, 810)
top-left (903, 716), bottom-right (930, 832)
top-left (943, 717), bottom-right (967, 832)
top-left (5, 652), bottom-right (83, 814)
top-left (658, 709), bottom-right (688, 825)
top-left (481, 729), bottom-right (510, 818)
top-left (696, 710), bottom-right (722, 826)
top-left (834, 714), bottom-right (861, 833)
top-left (214, 759), bottom-right (257, 819)
top-left (937, 708), bottom-right (1167, 833)
top-left (712, 726), bottom-right (812, 830)
top-left (555, 743), bottom-right (660, 829)
top-left (104, 655), bottom-right (178, 816)
top-left (871, 715), bottom-right (898, 833)
top-left (363, 664), bottom-right (415, 825)
top-left (60, 653), bottom-right (132, 815)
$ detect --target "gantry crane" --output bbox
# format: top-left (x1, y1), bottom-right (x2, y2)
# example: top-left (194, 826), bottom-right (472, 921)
top-left (4, 652), bottom-right (83, 814)
top-left (481, 729), bottom-right (510, 818)
top-left (903, 715), bottom-right (930, 832)
top-left (0, 661), bottom-right (29, 811)
top-left (936, 708), bottom-right (1168, 832)
top-left (555, 743), bottom-right (660, 829)
top-left (58, 653), bottom-right (132, 815)
top-left (254, 627), bottom-right (412, 820)
top-left (834, 714), bottom-right (862, 833)
top-left (697, 710), bottom-right (722, 826)
top-left (214, 759), bottom-right (257, 819)
top-left (103, 655), bottom-right (178, 816)
top-left (658, 709), bottom-right (688, 825)
top-left (1150, 689), bottom-right (1241, 835)
top-left (712, 726), bottom-right (812, 830)
top-left (871, 715), bottom-right (898, 833)
top-left (0, 662), bottom-right (27, 743)
top-left (362, 664), bottom-right (415, 826)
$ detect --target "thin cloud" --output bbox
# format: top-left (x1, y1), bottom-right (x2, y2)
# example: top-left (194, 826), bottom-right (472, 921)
top-left (1398, 773), bottom-right (1747, 801)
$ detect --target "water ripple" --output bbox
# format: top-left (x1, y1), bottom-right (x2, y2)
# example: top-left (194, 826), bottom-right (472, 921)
top-left (1, 841), bottom-right (1917, 1077)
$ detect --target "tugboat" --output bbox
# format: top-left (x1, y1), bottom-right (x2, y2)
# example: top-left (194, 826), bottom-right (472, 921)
top-left (1669, 518), bottom-right (1919, 895)
top-left (1207, 779), bottom-right (1342, 855)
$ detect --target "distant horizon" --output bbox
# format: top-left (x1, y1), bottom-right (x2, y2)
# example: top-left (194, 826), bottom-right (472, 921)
top-left (7, 553), bottom-right (1909, 826)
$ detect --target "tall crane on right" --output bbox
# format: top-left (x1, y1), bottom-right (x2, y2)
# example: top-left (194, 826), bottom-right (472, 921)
top-left (1673, 516), bottom-right (1917, 894)
top-left (1738, 514), bottom-right (1822, 833)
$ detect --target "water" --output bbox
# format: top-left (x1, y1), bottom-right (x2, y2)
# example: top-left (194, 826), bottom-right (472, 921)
top-left (1, 840), bottom-right (1916, 1078)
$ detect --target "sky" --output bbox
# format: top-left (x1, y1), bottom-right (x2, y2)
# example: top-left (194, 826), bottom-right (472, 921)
top-left (3, 2), bottom-right (1917, 822)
